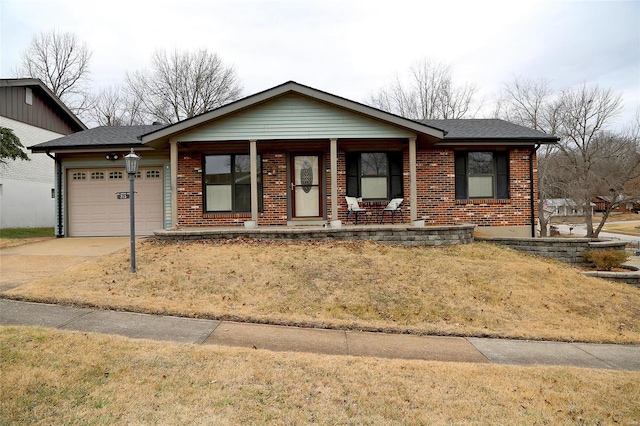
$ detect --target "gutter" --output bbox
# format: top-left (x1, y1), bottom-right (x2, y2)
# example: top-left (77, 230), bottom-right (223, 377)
top-left (529, 144), bottom-right (541, 238)
top-left (46, 151), bottom-right (64, 237)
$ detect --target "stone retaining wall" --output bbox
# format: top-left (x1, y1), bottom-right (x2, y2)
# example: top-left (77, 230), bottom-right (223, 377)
top-left (475, 236), bottom-right (627, 266)
top-left (477, 236), bottom-right (640, 286)
top-left (155, 224), bottom-right (475, 247)
top-left (581, 271), bottom-right (640, 287)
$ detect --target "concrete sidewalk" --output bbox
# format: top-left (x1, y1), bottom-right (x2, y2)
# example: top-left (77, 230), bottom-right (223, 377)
top-left (2, 299), bottom-right (639, 371)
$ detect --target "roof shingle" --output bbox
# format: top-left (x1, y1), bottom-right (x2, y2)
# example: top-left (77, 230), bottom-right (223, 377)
top-left (421, 118), bottom-right (558, 141)
top-left (29, 125), bottom-right (165, 151)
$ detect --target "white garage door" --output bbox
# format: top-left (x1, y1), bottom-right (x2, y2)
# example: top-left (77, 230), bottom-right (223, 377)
top-left (68, 167), bottom-right (164, 237)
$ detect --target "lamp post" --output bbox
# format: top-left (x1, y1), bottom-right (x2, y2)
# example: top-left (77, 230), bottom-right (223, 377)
top-left (124, 148), bottom-right (140, 272)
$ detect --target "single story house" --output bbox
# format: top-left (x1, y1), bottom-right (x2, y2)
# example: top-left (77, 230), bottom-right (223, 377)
top-left (1, 78), bottom-right (86, 229)
top-left (593, 195), bottom-right (640, 214)
top-left (30, 81), bottom-right (558, 238)
top-left (544, 198), bottom-right (595, 217)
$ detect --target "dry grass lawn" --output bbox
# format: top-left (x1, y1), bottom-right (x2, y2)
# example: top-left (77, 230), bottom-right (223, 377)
top-left (602, 221), bottom-right (640, 237)
top-left (0, 237), bottom-right (52, 249)
top-left (4, 239), bottom-right (639, 343)
top-left (1, 326), bottom-right (638, 425)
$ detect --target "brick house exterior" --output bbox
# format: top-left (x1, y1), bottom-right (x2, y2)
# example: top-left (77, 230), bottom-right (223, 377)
top-left (32, 82), bottom-right (557, 238)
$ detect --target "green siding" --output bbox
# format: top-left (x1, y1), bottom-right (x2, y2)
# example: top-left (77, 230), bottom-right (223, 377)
top-left (175, 94), bottom-right (414, 142)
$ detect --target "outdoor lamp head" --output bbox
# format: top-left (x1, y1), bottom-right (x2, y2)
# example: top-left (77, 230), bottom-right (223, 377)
top-left (124, 148), bottom-right (140, 174)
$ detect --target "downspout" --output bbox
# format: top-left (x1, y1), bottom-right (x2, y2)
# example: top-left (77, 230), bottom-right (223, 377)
top-left (529, 144), bottom-right (541, 238)
top-left (46, 151), bottom-right (63, 237)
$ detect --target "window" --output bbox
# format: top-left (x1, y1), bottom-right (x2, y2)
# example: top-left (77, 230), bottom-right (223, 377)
top-left (72, 172), bottom-right (86, 180)
top-left (346, 152), bottom-right (402, 200)
top-left (109, 171), bottom-right (123, 180)
top-left (25, 87), bottom-right (33, 105)
top-left (455, 151), bottom-right (509, 199)
top-left (146, 170), bottom-right (161, 179)
top-left (204, 154), bottom-right (262, 213)
top-left (90, 171), bottom-right (104, 180)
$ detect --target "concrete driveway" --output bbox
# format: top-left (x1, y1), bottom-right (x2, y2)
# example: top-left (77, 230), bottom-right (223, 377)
top-left (0, 237), bottom-right (130, 291)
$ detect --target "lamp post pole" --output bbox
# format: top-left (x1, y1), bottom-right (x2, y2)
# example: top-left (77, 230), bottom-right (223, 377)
top-left (125, 149), bottom-right (140, 273)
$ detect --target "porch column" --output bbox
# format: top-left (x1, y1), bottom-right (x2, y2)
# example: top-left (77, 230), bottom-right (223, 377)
top-left (330, 138), bottom-right (338, 221)
top-left (409, 137), bottom-right (417, 222)
top-left (249, 139), bottom-right (258, 223)
top-left (170, 140), bottom-right (178, 228)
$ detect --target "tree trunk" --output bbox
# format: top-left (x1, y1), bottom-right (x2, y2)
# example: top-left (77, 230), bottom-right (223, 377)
top-left (584, 208), bottom-right (595, 237)
top-left (592, 207), bottom-right (613, 238)
top-left (538, 199), bottom-right (549, 237)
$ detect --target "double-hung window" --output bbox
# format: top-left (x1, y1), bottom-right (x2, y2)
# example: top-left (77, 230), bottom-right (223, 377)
top-left (204, 154), bottom-right (262, 212)
top-left (346, 152), bottom-right (403, 200)
top-left (455, 151), bottom-right (509, 199)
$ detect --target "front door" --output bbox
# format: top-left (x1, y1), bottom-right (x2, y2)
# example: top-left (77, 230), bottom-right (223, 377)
top-left (291, 154), bottom-right (322, 218)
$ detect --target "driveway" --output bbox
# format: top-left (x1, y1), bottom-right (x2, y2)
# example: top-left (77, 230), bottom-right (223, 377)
top-left (0, 237), bottom-right (130, 291)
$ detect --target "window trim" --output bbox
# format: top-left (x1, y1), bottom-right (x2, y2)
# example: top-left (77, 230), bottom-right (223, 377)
top-left (203, 154), bottom-right (263, 214)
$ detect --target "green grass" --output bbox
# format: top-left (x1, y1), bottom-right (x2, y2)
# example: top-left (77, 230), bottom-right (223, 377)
top-left (0, 227), bottom-right (54, 239)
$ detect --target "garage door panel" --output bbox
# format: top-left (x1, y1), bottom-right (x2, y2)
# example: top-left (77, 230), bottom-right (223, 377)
top-left (68, 167), bottom-right (164, 237)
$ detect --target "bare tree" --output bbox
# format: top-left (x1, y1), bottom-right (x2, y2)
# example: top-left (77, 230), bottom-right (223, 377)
top-left (16, 29), bottom-right (92, 116)
top-left (89, 85), bottom-right (146, 126)
top-left (368, 58), bottom-right (479, 120)
top-left (555, 84), bottom-right (626, 237)
top-left (496, 80), bottom-right (635, 237)
top-left (126, 49), bottom-right (243, 123)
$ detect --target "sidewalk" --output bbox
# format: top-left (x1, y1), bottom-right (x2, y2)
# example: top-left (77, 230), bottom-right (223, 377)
top-left (1, 299), bottom-right (638, 371)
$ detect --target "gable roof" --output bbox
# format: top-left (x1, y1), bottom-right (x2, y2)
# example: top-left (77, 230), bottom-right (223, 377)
top-left (29, 82), bottom-right (560, 153)
top-left (30, 124), bottom-right (165, 152)
top-left (140, 81), bottom-right (446, 148)
top-left (1, 78), bottom-right (87, 132)
top-left (422, 119), bottom-right (558, 144)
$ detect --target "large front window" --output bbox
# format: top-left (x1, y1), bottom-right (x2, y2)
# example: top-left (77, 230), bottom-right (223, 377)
top-left (204, 154), bottom-right (262, 212)
top-left (455, 151), bottom-right (509, 200)
top-left (346, 152), bottom-right (402, 200)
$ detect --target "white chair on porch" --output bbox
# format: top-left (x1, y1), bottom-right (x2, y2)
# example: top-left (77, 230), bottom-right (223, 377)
top-left (379, 198), bottom-right (404, 224)
top-left (345, 196), bottom-right (368, 225)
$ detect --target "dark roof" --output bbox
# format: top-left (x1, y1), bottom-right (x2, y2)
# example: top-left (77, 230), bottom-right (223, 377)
top-left (421, 119), bottom-right (558, 142)
top-left (29, 125), bottom-right (165, 152)
top-left (1, 78), bottom-right (87, 131)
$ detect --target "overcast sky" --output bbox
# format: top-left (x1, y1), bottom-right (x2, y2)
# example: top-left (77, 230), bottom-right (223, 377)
top-left (1, 0), bottom-right (638, 129)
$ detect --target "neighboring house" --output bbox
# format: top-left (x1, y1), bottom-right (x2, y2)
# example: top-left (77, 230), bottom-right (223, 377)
top-left (544, 198), bottom-right (595, 217)
top-left (593, 195), bottom-right (640, 214)
top-left (31, 81), bottom-right (558, 238)
top-left (0, 78), bottom-right (86, 230)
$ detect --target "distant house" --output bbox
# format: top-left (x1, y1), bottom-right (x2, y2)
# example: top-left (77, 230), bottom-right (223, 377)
top-left (544, 198), bottom-right (595, 217)
top-left (31, 81), bottom-right (558, 238)
top-left (593, 195), bottom-right (640, 214)
top-left (0, 79), bottom-right (86, 230)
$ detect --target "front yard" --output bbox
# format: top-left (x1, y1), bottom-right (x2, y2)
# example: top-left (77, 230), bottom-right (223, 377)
top-left (1, 326), bottom-right (638, 425)
top-left (4, 239), bottom-right (639, 343)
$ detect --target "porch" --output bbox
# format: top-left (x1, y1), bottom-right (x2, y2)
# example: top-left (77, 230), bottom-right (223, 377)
top-left (153, 223), bottom-right (476, 246)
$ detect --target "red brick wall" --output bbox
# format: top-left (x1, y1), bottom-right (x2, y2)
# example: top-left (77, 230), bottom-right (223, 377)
top-left (415, 148), bottom-right (536, 226)
top-left (175, 146), bottom-right (536, 228)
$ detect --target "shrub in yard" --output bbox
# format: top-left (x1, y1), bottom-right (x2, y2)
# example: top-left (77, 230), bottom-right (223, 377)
top-left (582, 250), bottom-right (629, 271)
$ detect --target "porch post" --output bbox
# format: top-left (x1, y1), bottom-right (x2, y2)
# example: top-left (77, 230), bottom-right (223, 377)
top-left (170, 140), bottom-right (178, 228)
top-left (249, 139), bottom-right (258, 223)
top-left (330, 138), bottom-right (338, 221)
top-left (409, 137), bottom-right (417, 222)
